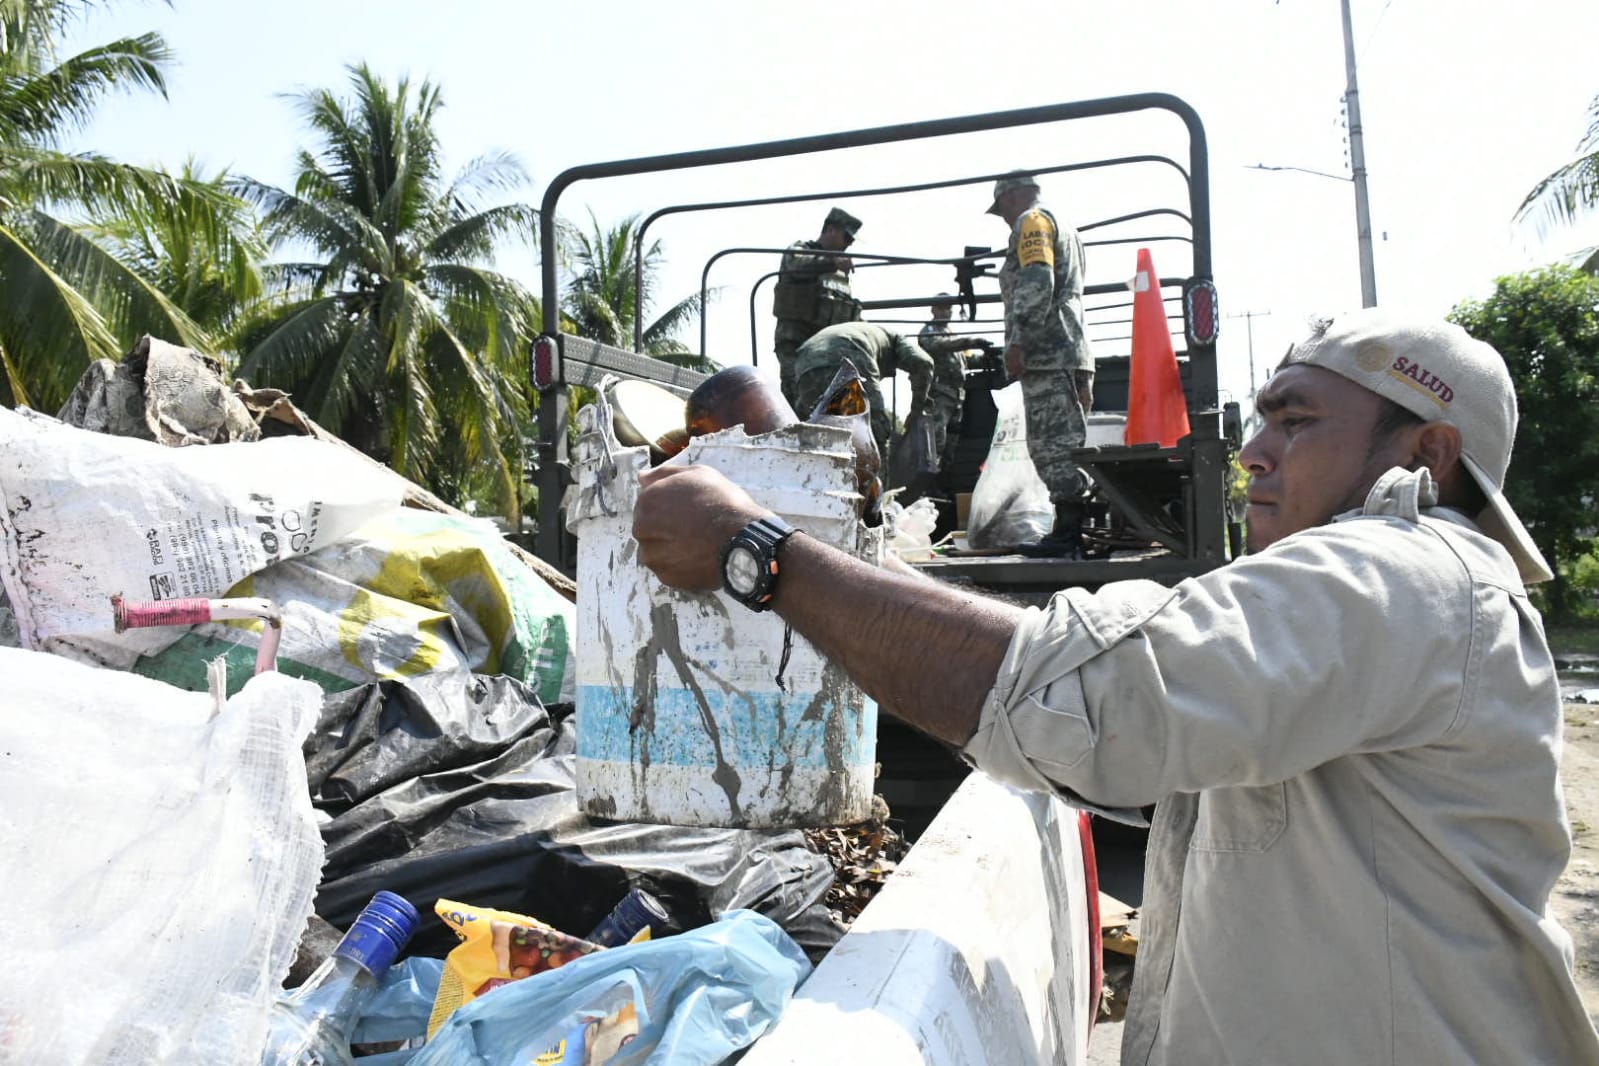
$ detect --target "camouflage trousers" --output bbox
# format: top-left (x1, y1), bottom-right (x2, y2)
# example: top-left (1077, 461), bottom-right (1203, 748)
top-left (1020, 364), bottom-right (1094, 502)
top-left (795, 366), bottom-right (892, 460)
top-left (773, 321), bottom-right (817, 407)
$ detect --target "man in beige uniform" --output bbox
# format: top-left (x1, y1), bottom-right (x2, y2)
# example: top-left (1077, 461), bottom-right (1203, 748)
top-left (629, 308), bottom-right (1599, 1064)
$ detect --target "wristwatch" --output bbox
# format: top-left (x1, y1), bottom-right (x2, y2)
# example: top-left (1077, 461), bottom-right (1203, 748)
top-left (720, 514), bottom-right (798, 611)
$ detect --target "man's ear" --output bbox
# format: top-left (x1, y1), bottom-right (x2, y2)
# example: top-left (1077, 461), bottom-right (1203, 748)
top-left (1413, 421), bottom-right (1463, 481)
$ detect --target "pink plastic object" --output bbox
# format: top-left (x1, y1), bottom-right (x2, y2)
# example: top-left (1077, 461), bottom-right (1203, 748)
top-left (110, 593), bottom-right (283, 676)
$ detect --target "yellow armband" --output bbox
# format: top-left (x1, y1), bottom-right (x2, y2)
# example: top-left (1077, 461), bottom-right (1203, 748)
top-left (1017, 210), bottom-right (1056, 268)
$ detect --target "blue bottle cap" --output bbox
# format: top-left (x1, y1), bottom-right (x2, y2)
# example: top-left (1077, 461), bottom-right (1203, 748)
top-left (334, 891), bottom-right (421, 974)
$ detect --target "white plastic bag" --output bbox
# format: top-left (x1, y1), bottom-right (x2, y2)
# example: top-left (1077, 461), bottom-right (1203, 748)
top-left (886, 496), bottom-right (941, 562)
top-left (0, 406), bottom-right (403, 667)
top-left (966, 383), bottom-right (1053, 548)
top-left (0, 647), bottom-right (325, 1065)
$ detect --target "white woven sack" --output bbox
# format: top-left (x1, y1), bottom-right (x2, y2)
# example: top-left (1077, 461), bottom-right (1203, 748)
top-left (0, 405), bottom-right (403, 667)
top-left (0, 648), bottom-right (325, 1064)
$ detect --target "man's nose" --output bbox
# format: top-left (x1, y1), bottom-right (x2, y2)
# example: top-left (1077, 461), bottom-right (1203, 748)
top-left (1239, 427), bottom-right (1274, 476)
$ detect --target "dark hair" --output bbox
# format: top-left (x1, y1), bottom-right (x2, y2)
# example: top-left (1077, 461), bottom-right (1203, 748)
top-left (1364, 398), bottom-right (1422, 462)
top-left (1371, 397), bottom-right (1424, 440)
top-left (1366, 398), bottom-right (1488, 513)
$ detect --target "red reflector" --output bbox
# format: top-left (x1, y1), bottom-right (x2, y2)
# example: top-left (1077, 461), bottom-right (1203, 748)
top-left (1184, 279), bottom-right (1220, 347)
top-left (1079, 811), bottom-right (1103, 1034)
top-left (532, 335), bottom-right (558, 390)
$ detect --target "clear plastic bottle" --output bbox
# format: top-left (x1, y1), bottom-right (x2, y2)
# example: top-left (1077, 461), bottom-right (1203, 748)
top-left (259, 891), bottom-right (420, 1066)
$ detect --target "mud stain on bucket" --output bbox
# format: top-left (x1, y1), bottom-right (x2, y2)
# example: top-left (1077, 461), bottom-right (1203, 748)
top-left (646, 599), bottom-right (744, 820)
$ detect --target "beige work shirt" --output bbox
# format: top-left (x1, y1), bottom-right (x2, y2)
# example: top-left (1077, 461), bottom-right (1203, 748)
top-left (964, 468), bottom-right (1599, 1065)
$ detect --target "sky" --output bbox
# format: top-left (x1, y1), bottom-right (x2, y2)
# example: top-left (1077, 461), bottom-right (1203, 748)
top-left (59, 0), bottom-right (1599, 416)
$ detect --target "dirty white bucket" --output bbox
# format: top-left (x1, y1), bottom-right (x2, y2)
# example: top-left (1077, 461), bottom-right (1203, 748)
top-left (565, 391), bottom-right (880, 828)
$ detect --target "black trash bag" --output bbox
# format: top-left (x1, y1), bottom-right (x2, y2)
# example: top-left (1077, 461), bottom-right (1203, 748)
top-left (306, 671), bottom-right (843, 961)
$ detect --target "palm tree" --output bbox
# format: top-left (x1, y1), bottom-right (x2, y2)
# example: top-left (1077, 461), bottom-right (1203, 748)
top-left (86, 159), bottom-right (266, 336)
top-left (233, 64), bottom-right (541, 520)
top-left (563, 211), bottom-right (717, 370)
top-left (0, 0), bottom-right (238, 409)
top-left (1516, 92), bottom-right (1599, 272)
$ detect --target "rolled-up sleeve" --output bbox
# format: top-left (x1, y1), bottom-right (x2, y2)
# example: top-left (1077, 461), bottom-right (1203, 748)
top-left (962, 519), bottom-right (1473, 810)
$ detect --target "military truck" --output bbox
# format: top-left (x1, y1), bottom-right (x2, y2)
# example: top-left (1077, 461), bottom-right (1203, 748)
top-left (529, 90), bottom-right (1238, 813)
top-left (527, 94), bottom-right (1238, 1062)
top-left (530, 93), bottom-right (1237, 591)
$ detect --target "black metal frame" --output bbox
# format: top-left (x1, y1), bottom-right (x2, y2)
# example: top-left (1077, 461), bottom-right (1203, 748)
top-left (535, 93), bottom-right (1217, 571)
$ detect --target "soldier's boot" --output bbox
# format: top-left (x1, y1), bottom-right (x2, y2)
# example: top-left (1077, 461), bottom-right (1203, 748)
top-left (1019, 500), bottom-right (1085, 559)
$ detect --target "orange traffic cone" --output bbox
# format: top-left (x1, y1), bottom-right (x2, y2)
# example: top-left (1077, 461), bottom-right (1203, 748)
top-left (1123, 248), bottom-right (1191, 447)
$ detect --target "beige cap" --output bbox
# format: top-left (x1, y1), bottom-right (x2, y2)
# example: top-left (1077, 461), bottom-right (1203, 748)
top-left (1282, 308), bottom-right (1552, 584)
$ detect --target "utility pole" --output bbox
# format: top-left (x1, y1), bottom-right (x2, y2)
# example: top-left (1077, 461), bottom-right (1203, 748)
top-left (1226, 310), bottom-right (1272, 424)
top-left (1340, 0), bottom-right (1378, 307)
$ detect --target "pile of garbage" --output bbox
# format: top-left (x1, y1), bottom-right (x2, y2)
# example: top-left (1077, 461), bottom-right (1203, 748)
top-left (803, 801), bottom-right (911, 926)
top-left (0, 337), bottom-right (897, 1065)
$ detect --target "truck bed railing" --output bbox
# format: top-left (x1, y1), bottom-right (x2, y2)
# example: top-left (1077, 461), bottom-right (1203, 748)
top-left (556, 333), bottom-right (709, 398)
top-left (536, 93), bottom-right (1214, 569)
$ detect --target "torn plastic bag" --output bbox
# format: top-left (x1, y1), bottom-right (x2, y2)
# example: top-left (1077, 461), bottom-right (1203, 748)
top-left (129, 508), bottom-right (575, 705)
top-left (886, 410), bottom-right (939, 492)
top-left (0, 648), bottom-right (325, 1065)
top-left (886, 496), bottom-right (941, 562)
top-left (56, 334), bottom-right (262, 446)
top-left (803, 359), bottom-right (883, 525)
top-left (411, 910), bottom-right (809, 1066)
top-left (306, 672), bottom-right (842, 962)
top-left (966, 382), bottom-right (1053, 548)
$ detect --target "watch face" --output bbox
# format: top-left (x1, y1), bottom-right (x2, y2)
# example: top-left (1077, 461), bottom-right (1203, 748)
top-left (725, 545), bottom-right (762, 595)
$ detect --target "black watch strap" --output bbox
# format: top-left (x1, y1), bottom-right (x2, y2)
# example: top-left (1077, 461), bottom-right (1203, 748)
top-left (720, 514), bottom-right (798, 611)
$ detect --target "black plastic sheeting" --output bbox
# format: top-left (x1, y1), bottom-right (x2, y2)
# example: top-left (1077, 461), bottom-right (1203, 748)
top-left (306, 671), bottom-right (843, 961)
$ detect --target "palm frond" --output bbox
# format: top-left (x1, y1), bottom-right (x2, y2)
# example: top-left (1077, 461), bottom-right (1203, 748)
top-left (1515, 93), bottom-right (1599, 238)
top-left (424, 262), bottom-right (539, 363)
top-left (0, 217), bottom-right (119, 408)
top-left (4, 147), bottom-right (237, 223)
top-left (302, 314), bottom-right (380, 433)
top-left (642, 289), bottom-right (708, 353)
top-left (418, 302), bottom-right (522, 520)
top-left (444, 150), bottom-right (530, 209)
top-left (424, 203), bottom-right (537, 263)
top-left (230, 174), bottom-right (377, 269)
top-left (259, 261), bottom-right (333, 293)
top-left (0, 33), bottom-right (171, 143)
top-left (79, 161), bottom-right (265, 332)
top-left (234, 294), bottom-right (350, 391)
top-left (23, 209), bottom-right (210, 350)
top-left (376, 279), bottom-right (440, 477)
top-left (1515, 154), bottom-right (1599, 237)
top-left (0, 335), bottom-right (31, 408)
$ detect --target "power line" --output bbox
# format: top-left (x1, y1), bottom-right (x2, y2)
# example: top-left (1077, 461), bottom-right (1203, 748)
top-left (1358, 0), bottom-right (1397, 67)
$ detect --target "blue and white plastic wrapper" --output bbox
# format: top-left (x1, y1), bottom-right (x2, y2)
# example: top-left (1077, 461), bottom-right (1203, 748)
top-left (405, 910), bottom-right (810, 1066)
top-left (566, 391), bottom-right (881, 828)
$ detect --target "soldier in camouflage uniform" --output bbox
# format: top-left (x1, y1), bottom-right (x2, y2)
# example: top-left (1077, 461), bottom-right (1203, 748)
top-left (772, 207), bottom-right (864, 406)
top-left (792, 321), bottom-right (934, 460)
top-left (918, 293), bottom-right (993, 469)
top-left (988, 172), bottom-right (1096, 556)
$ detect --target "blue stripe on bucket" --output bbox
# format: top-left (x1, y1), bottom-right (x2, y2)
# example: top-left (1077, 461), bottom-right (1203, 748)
top-left (577, 685), bottom-right (876, 770)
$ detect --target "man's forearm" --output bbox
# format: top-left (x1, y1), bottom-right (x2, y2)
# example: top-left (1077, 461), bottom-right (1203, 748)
top-left (631, 462), bottom-right (1020, 748)
top-left (769, 534), bottom-right (1023, 747)
top-left (782, 250), bottom-right (840, 277)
